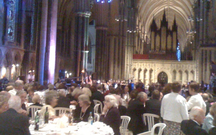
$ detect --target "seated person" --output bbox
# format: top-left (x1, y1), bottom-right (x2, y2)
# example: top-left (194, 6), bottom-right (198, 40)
top-left (209, 115), bottom-right (216, 135)
top-left (127, 92), bottom-right (147, 135)
top-left (28, 94), bottom-right (43, 118)
top-left (145, 90), bottom-right (161, 116)
top-left (27, 87), bottom-right (34, 103)
top-left (74, 94), bottom-right (93, 122)
top-left (203, 102), bottom-right (216, 133)
top-left (0, 95), bottom-right (30, 135)
top-left (40, 90), bottom-right (58, 119)
top-left (100, 95), bottom-right (121, 135)
top-left (0, 91), bottom-right (10, 114)
top-left (16, 90), bottom-right (28, 115)
top-left (56, 89), bottom-right (70, 108)
top-left (181, 106), bottom-right (208, 135)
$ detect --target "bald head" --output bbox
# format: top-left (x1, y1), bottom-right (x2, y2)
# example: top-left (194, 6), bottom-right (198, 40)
top-left (189, 106), bottom-right (205, 124)
top-left (137, 92), bottom-right (147, 103)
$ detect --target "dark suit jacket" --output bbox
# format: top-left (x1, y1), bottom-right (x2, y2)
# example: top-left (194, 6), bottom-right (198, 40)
top-left (74, 105), bottom-right (94, 122)
top-left (126, 99), bottom-right (146, 134)
top-left (100, 107), bottom-right (121, 135)
top-left (145, 99), bottom-right (161, 116)
top-left (91, 91), bottom-right (104, 104)
top-left (209, 127), bottom-right (216, 135)
top-left (56, 95), bottom-right (70, 108)
top-left (0, 108), bottom-right (30, 135)
top-left (181, 120), bottom-right (208, 135)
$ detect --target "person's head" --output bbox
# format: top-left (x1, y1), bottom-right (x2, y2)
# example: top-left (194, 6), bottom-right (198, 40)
top-left (16, 90), bottom-right (27, 104)
top-left (8, 95), bottom-right (21, 112)
top-left (27, 87), bottom-right (34, 96)
top-left (14, 80), bottom-right (24, 91)
top-left (189, 82), bottom-right (200, 95)
top-left (189, 106), bottom-right (205, 124)
top-left (48, 84), bottom-right (54, 90)
top-left (82, 87), bottom-right (92, 97)
top-left (171, 82), bottom-right (181, 93)
top-left (201, 93), bottom-right (209, 102)
top-left (136, 92), bottom-right (147, 103)
top-left (104, 95), bottom-right (118, 109)
top-left (210, 103), bottom-right (216, 117)
top-left (90, 86), bottom-right (97, 93)
top-left (0, 92), bottom-right (10, 113)
top-left (78, 94), bottom-right (91, 107)
top-left (130, 90), bottom-right (138, 99)
top-left (72, 87), bottom-right (83, 99)
top-left (58, 89), bottom-right (66, 97)
top-left (5, 85), bottom-right (13, 92)
top-left (124, 85), bottom-right (129, 93)
top-left (151, 90), bottom-right (160, 100)
top-left (162, 83), bottom-right (172, 95)
top-left (32, 94), bottom-right (41, 104)
top-left (45, 90), bottom-right (58, 107)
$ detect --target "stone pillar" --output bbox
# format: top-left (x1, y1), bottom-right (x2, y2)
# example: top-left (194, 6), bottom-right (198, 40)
top-left (38, 0), bottom-right (48, 85)
top-left (48, 0), bottom-right (58, 84)
top-left (74, 0), bottom-right (91, 79)
top-left (206, 50), bottom-right (210, 83)
top-left (0, 0), bottom-right (4, 46)
top-left (94, 2), bottom-right (109, 80)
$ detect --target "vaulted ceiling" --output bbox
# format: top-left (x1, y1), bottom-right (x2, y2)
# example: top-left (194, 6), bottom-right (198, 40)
top-left (138, 0), bottom-right (195, 50)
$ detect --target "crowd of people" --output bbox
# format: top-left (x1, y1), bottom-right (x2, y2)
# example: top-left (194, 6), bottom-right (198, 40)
top-left (0, 78), bottom-right (216, 135)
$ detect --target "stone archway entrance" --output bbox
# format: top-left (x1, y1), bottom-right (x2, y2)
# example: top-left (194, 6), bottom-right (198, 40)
top-left (158, 71), bottom-right (168, 85)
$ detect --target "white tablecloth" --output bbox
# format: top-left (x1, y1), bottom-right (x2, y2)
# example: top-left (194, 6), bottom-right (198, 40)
top-left (30, 121), bottom-right (114, 135)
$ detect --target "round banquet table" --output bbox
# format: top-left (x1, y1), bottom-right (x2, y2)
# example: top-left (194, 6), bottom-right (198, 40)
top-left (30, 121), bottom-right (114, 135)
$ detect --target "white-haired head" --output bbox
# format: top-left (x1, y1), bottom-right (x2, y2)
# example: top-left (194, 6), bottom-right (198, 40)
top-left (189, 106), bottom-right (205, 124)
top-left (58, 89), bottom-right (66, 97)
top-left (137, 92), bottom-right (147, 103)
top-left (8, 95), bottom-right (21, 112)
top-left (82, 87), bottom-right (92, 97)
top-left (104, 95), bottom-right (118, 108)
top-left (14, 80), bottom-right (24, 91)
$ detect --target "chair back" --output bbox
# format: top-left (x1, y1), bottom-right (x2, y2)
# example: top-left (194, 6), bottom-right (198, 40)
top-left (27, 105), bottom-right (42, 120)
top-left (120, 115), bottom-right (131, 135)
top-left (143, 113), bottom-right (160, 131)
top-left (94, 113), bottom-right (100, 122)
top-left (94, 104), bottom-right (100, 114)
top-left (150, 123), bottom-right (166, 135)
top-left (54, 107), bottom-right (71, 116)
top-left (93, 100), bottom-right (103, 114)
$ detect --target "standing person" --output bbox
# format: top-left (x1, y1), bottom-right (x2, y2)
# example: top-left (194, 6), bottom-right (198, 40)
top-left (187, 82), bottom-right (206, 114)
top-left (161, 82), bottom-right (189, 135)
top-left (0, 95), bottom-right (30, 135)
top-left (127, 92), bottom-right (147, 135)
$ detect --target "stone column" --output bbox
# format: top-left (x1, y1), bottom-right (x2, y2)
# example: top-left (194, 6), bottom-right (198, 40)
top-left (74, 0), bottom-right (91, 79)
top-left (38, 0), bottom-right (48, 85)
top-left (48, 0), bottom-right (58, 84)
top-left (94, 2), bottom-right (109, 80)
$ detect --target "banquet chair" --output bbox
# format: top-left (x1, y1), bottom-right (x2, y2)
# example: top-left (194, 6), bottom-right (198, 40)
top-left (54, 107), bottom-right (71, 116)
top-left (27, 105), bottom-right (42, 120)
top-left (120, 115), bottom-right (131, 135)
top-left (94, 104), bottom-right (100, 114)
top-left (137, 123), bottom-right (166, 135)
top-left (143, 113), bottom-right (160, 131)
top-left (93, 100), bottom-right (103, 113)
top-left (94, 113), bottom-right (100, 122)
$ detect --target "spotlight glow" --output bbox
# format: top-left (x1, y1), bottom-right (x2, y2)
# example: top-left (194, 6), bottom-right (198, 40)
top-left (48, 40), bottom-right (56, 84)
